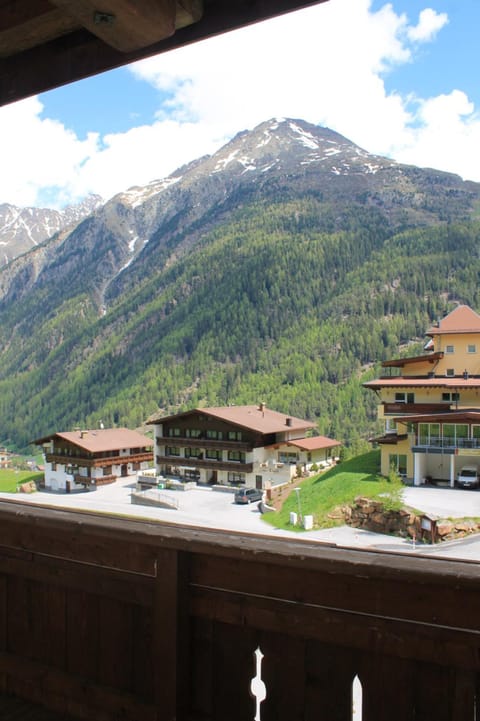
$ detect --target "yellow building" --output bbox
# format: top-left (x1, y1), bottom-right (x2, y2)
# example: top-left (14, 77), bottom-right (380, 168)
top-left (364, 305), bottom-right (480, 486)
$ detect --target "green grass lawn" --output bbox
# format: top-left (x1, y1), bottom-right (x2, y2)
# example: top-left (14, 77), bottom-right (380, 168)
top-left (0, 469), bottom-right (44, 493)
top-left (264, 450), bottom-right (402, 531)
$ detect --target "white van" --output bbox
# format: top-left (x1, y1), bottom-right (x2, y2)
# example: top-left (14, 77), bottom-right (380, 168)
top-left (456, 465), bottom-right (479, 489)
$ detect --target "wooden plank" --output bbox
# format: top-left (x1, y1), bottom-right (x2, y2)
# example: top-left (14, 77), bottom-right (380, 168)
top-left (189, 617), bottom-right (214, 719)
top-left (211, 622), bottom-right (258, 721)
top-left (412, 663), bottom-right (456, 721)
top-left (98, 596), bottom-right (134, 692)
top-left (451, 670), bottom-right (476, 721)
top-left (0, 693), bottom-right (80, 720)
top-left (357, 654), bottom-right (415, 721)
top-left (0, 3), bottom-right (77, 58)
top-left (0, 546), bottom-right (153, 606)
top-left (0, 649), bottom-right (158, 721)
top-left (190, 552), bottom-right (480, 632)
top-left (152, 549), bottom-right (189, 720)
top-left (304, 642), bottom-right (359, 721)
top-left (7, 575), bottom-right (32, 660)
top-left (0, 576), bottom-right (6, 694)
top-left (131, 604), bottom-right (154, 702)
top-left (190, 586), bottom-right (480, 671)
top-left (29, 580), bottom-right (67, 668)
top-left (0, 517), bottom-right (158, 575)
top-left (260, 633), bottom-right (306, 721)
top-left (66, 589), bottom-right (99, 681)
top-left (49, 0), bottom-right (177, 53)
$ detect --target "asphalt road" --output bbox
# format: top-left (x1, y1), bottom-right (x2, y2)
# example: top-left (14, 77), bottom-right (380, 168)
top-left (2, 478), bottom-right (480, 561)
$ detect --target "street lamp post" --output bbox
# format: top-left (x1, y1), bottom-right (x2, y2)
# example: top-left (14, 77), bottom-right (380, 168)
top-left (294, 487), bottom-right (302, 524)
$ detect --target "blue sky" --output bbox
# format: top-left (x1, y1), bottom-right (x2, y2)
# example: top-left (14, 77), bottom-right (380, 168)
top-left (0, 0), bottom-right (479, 208)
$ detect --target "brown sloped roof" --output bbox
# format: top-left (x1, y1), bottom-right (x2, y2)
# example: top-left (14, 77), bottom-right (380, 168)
top-left (381, 352), bottom-right (443, 368)
top-left (33, 428), bottom-right (153, 452)
top-left (426, 305), bottom-right (480, 336)
top-left (268, 435), bottom-right (341, 451)
top-left (149, 405), bottom-right (316, 434)
top-left (393, 409), bottom-right (480, 424)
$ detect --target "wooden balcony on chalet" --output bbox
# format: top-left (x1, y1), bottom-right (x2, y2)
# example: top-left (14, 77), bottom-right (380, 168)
top-left (0, 500), bottom-right (479, 720)
top-left (156, 436), bottom-right (251, 451)
top-left (156, 454), bottom-right (253, 474)
top-left (45, 451), bottom-right (153, 467)
top-left (382, 402), bottom-right (451, 415)
top-left (73, 474), bottom-right (117, 486)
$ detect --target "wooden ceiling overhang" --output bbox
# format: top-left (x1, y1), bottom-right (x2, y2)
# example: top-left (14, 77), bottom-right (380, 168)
top-left (0, 0), bottom-right (328, 107)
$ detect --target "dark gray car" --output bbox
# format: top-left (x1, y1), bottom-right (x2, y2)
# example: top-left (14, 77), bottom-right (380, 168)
top-left (234, 488), bottom-right (263, 504)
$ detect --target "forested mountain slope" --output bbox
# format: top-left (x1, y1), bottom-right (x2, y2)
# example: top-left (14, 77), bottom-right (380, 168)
top-left (1, 118), bottom-right (479, 451)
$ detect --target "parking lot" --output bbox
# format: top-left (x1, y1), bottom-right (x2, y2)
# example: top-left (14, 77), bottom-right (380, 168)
top-left (3, 478), bottom-right (480, 560)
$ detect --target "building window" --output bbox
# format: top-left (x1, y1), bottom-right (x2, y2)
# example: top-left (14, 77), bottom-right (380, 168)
top-left (103, 466), bottom-right (112, 476)
top-left (446, 368), bottom-right (455, 377)
top-left (394, 392), bottom-right (414, 404)
top-left (206, 430), bottom-right (223, 440)
top-left (228, 472), bottom-right (245, 485)
top-left (184, 468), bottom-right (199, 480)
top-left (185, 429), bottom-right (201, 438)
top-left (168, 428), bottom-right (181, 437)
top-left (206, 449), bottom-right (222, 461)
top-left (228, 430), bottom-right (242, 441)
top-left (51, 462), bottom-right (57, 471)
top-left (228, 450), bottom-right (245, 463)
top-left (185, 448), bottom-right (201, 459)
top-left (279, 451), bottom-right (299, 463)
top-left (445, 345), bottom-right (454, 354)
top-left (442, 392), bottom-right (460, 402)
top-left (166, 446), bottom-right (180, 456)
top-left (388, 454), bottom-right (407, 476)
top-left (468, 344), bottom-right (476, 354)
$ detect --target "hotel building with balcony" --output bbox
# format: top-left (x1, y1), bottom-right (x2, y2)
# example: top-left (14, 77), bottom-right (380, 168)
top-left (148, 404), bottom-right (340, 488)
top-left (364, 305), bottom-right (480, 486)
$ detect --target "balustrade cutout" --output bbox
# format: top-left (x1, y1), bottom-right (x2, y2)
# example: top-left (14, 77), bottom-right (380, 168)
top-left (250, 647), bottom-right (267, 721)
top-left (352, 674), bottom-right (363, 720)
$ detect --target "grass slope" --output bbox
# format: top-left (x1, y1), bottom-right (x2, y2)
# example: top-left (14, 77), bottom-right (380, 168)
top-left (0, 470), bottom-right (43, 492)
top-left (264, 450), bottom-right (401, 531)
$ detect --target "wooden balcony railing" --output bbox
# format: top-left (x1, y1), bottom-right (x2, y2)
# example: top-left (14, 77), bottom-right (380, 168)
top-left (382, 402), bottom-right (451, 415)
top-left (0, 500), bottom-right (479, 720)
top-left (45, 451), bottom-right (153, 467)
top-left (156, 436), bottom-right (251, 451)
top-left (156, 455), bottom-right (253, 473)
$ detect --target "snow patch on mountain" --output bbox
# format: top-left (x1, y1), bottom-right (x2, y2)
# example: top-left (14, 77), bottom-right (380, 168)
top-left (121, 177), bottom-right (182, 208)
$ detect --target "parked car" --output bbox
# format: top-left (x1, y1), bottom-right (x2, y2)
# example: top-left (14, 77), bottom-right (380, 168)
top-left (234, 488), bottom-right (263, 504)
top-left (456, 465), bottom-right (479, 489)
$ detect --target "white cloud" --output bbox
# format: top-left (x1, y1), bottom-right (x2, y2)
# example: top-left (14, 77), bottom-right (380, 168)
top-left (394, 90), bottom-right (480, 177)
top-left (407, 7), bottom-right (448, 43)
top-left (0, 0), bottom-right (478, 208)
top-left (0, 97), bottom-right (98, 207)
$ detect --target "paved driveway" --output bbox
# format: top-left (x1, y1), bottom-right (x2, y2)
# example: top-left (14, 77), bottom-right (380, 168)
top-left (403, 485), bottom-right (480, 518)
top-left (3, 478), bottom-right (480, 561)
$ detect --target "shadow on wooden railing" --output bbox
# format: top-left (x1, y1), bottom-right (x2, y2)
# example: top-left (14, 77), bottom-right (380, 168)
top-left (0, 498), bottom-right (478, 720)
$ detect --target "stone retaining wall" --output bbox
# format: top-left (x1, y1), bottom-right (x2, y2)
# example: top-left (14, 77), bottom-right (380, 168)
top-left (337, 496), bottom-right (480, 542)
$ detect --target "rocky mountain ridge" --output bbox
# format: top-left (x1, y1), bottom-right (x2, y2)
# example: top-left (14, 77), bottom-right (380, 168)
top-left (2, 118), bottom-right (478, 312)
top-left (1, 117), bottom-right (479, 451)
top-left (0, 194), bottom-right (103, 268)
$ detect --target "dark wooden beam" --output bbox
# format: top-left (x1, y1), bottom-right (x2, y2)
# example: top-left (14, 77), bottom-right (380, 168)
top-left (49, 0), bottom-right (177, 53)
top-left (0, 3), bottom-right (78, 58)
top-left (0, 0), bottom-right (328, 106)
